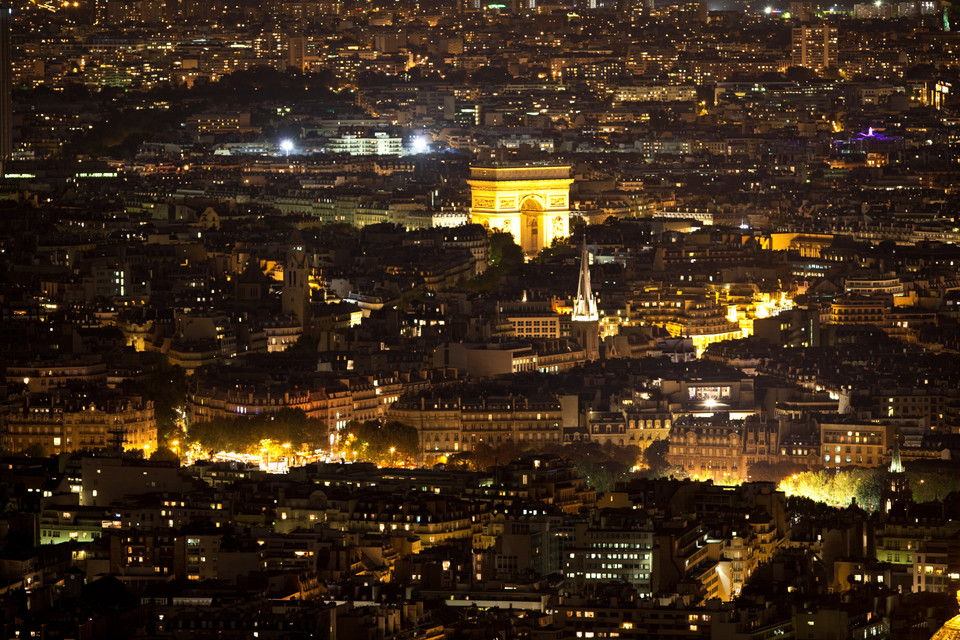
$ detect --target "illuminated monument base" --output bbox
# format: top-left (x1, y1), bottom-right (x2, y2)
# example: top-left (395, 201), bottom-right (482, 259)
top-left (467, 164), bottom-right (574, 255)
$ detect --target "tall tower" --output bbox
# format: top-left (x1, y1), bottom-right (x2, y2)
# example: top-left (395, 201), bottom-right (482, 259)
top-left (287, 34), bottom-right (307, 72)
top-left (571, 238), bottom-right (600, 361)
top-left (282, 231), bottom-right (311, 326)
top-left (791, 25), bottom-right (838, 73)
top-left (883, 435), bottom-right (911, 513)
top-left (0, 5), bottom-right (12, 176)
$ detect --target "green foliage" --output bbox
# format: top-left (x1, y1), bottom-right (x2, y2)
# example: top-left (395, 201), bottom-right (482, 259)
top-left (569, 216), bottom-right (586, 240)
top-left (22, 443), bottom-right (47, 458)
top-left (285, 333), bottom-right (319, 354)
top-left (535, 237), bottom-right (575, 263)
top-left (643, 439), bottom-right (670, 473)
top-left (149, 445), bottom-right (180, 463)
top-left (778, 468), bottom-right (884, 511)
top-left (568, 442), bottom-right (642, 492)
top-left (122, 448), bottom-right (145, 461)
top-left (443, 452), bottom-right (474, 471)
top-left (467, 442), bottom-right (500, 471)
top-left (133, 366), bottom-right (187, 440)
top-left (779, 465), bottom-right (960, 512)
top-left (188, 408), bottom-right (323, 454)
top-left (908, 468), bottom-right (960, 503)
top-left (461, 230), bottom-right (525, 293)
top-left (854, 470), bottom-right (887, 512)
top-left (577, 456), bottom-right (629, 493)
top-left (489, 231), bottom-right (524, 268)
top-left (459, 264), bottom-right (507, 292)
top-left (69, 107), bottom-right (186, 158)
top-left (342, 419), bottom-right (420, 466)
top-left (453, 441), bottom-right (641, 492)
top-left (786, 495), bottom-right (840, 519)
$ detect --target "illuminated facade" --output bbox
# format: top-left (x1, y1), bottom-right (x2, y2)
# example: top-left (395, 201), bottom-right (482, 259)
top-left (564, 516), bottom-right (654, 594)
top-left (667, 420), bottom-right (744, 482)
top-left (500, 300), bottom-right (563, 339)
top-left (820, 422), bottom-right (895, 468)
top-left (387, 394), bottom-right (564, 456)
top-left (0, 395), bottom-right (157, 455)
top-left (468, 164), bottom-right (574, 255)
top-left (663, 300), bottom-right (742, 357)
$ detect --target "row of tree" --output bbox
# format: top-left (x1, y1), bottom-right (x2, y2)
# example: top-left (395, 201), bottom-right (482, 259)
top-left (778, 464), bottom-right (960, 513)
top-left (445, 440), bottom-right (643, 493)
top-left (186, 409), bottom-right (325, 454)
top-left (332, 420), bottom-right (421, 466)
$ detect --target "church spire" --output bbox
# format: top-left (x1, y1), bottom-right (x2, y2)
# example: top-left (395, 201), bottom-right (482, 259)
top-left (883, 432), bottom-right (910, 513)
top-left (889, 436), bottom-right (904, 474)
top-left (572, 237), bottom-right (598, 322)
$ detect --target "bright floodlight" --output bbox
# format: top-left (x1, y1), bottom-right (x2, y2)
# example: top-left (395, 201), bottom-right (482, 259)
top-left (279, 139), bottom-right (294, 155)
top-left (764, 6), bottom-right (772, 13)
top-left (411, 136), bottom-right (429, 154)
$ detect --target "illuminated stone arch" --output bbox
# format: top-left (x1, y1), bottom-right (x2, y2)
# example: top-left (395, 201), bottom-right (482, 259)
top-left (519, 197), bottom-right (546, 253)
top-left (467, 165), bottom-right (574, 256)
top-left (520, 195), bottom-right (545, 213)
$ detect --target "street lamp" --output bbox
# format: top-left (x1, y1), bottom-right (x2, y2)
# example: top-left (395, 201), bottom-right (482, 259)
top-left (410, 136), bottom-right (429, 154)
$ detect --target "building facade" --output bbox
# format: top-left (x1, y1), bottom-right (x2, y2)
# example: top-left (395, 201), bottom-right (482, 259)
top-left (1, 394), bottom-right (156, 455)
top-left (791, 26), bottom-right (839, 72)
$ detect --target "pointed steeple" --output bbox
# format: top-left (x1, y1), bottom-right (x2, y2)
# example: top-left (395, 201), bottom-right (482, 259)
top-left (572, 237), bottom-right (598, 322)
top-left (889, 437), bottom-right (904, 474)
top-left (883, 433), bottom-right (910, 513)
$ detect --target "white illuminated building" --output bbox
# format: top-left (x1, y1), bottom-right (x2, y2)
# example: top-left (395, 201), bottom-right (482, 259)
top-left (326, 132), bottom-right (403, 156)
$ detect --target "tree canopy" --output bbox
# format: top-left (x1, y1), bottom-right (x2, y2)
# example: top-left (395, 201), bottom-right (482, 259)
top-left (336, 419), bottom-right (420, 466)
top-left (443, 440), bottom-right (642, 493)
top-left (489, 230), bottom-right (524, 268)
top-left (187, 408), bottom-right (324, 454)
